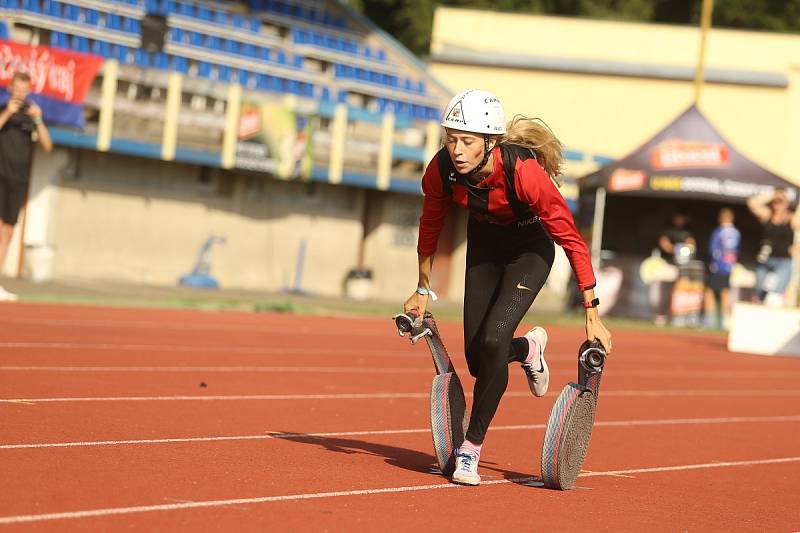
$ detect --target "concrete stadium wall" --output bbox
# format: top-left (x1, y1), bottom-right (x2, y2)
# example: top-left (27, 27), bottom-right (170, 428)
top-left (45, 150), bottom-right (366, 296)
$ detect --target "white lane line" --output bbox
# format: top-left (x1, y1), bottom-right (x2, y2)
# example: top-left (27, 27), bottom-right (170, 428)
top-left (0, 318), bottom-right (388, 336)
top-left (3, 389), bottom-right (800, 404)
top-left (0, 366), bottom-right (431, 374)
top-left (0, 342), bottom-right (412, 356)
top-left (1, 456), bottom-right (798, 524)
top-left (1, 366), bottom-right (797, 380)
top-left (3, 415), bottom-right (799, 450)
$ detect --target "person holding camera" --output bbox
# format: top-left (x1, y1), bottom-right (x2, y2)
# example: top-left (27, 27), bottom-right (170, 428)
top-left (747, 188), bottom-right (800, 306)
top-left (0, 71), bottom-right (53, 301)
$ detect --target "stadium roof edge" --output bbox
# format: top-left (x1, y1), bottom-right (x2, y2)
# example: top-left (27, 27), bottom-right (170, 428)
top-left (430, 47), bottom-right (788, 89)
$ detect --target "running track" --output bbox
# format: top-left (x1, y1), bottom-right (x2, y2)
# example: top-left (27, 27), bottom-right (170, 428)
top-left (1, 303), bottom-right (799, 531)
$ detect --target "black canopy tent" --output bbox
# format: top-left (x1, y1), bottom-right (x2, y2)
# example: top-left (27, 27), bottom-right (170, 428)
top-left (581, 105), bottom-right (798, 263)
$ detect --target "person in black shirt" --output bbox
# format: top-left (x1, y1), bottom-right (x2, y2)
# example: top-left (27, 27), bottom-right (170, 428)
top-left (0, 71), bottom-right (53, 301)
top-left (747, 188), bottom-right (800, 305)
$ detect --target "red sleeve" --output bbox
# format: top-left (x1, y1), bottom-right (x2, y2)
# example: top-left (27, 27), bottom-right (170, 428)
top-left (515, 158), bottom-right (596, 291)
top-left (416, 153), bottom-right (453, 257)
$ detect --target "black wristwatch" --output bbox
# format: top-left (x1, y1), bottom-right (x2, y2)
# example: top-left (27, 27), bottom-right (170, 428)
top-left (582, 297), bottom-right (600, 309)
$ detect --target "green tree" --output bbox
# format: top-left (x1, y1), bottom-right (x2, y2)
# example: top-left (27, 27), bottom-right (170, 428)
top-left (350, 0), bottom-right (800, 57)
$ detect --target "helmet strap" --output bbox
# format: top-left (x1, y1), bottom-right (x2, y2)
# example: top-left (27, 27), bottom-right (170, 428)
top-left (467, 134), bottom-right (492, 178)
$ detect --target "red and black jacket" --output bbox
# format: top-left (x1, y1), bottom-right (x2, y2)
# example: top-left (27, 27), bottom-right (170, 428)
top-left (417, 145), bottom-right (596, 291)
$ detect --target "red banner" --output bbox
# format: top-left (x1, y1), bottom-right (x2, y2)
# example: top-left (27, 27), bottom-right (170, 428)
top-left (0, 39), bottom-right (103, 104)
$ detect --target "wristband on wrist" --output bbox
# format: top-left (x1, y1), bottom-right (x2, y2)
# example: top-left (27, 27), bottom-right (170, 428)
top-left (416, 287), bottom-right (438, 301)
top-left (583, 297), bottom-right (600, 309)
top-left (33, 117), bottom-right (43, 126)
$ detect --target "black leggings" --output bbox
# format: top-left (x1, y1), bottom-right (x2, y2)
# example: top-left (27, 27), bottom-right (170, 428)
top-left (463, 217), bottom-right (555, 445)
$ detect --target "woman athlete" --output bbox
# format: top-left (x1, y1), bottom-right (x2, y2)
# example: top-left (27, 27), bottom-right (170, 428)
top-left (403, 89), bottom-right (612, 486)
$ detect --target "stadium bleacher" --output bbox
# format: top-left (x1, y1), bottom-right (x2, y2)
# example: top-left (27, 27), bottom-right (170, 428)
top-left (0, 0), bottom-right (442, 119)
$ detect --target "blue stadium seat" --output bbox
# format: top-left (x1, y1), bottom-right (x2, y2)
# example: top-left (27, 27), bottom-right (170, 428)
top-left (417, 81), bottom-right (426, 94)
top-left (86, 8), bottom-right (100, 25)
top-left (307, 8), bottom-right (319, 22)
top-left (248, 18), bottom-right (261, 33)
top-left (91, 40), bottom-right (112, 57)
top-left (172, 56), bottom-right (188, 72)
top-left (178, 2), bottom-right (193, 16)
top-left (198, 61), bottom-right (212, 78)
top-left (218, 65), bottom-right (231, 82)
top-left (238, 70), bottom-right (251, 87)
top-left (377, 49), bottom-right (387, 61)
top-left (242, 43), bottom-right (256, 57)
top-left (72, 35), bottom-right (90, 53)
top-left (232, 14), bottom-right (244, 28)
top-left (355, 68), bottom-right (367, 81)
top-left (23, 0), bottom-right (39, 13)
top-left (64, 3), bottom-right (79, 20)
top-left (163, 0), bottom-right (177, 14)
top-left (107, 13), bottom-right (122, 30)
top-left (288, 80), bottom-right (299, 94)
top-left (377, 98), bottom-right (388, 113)
top-left (302, 83), bottom-right (314, 97)
top-left (293, 55), bottom-right (303, 68)
top-left (2, 0), bottom-right (19, 10)
top-left (337, 91), bottom-right (348, 103)
top-left (276, 50), bottom-right (287, 65)
top-left (256, 46), bottom-right (270, 61)
top-left (154, 52), bottom-right (169, 69)
top-left (0, 22), bottom-right (7, 40)
top-left (197, 4), bottom-right (211, 20)
top-left (207, 36), bottom-right (221, 50)
top-left (363, 46), bottom-right (372, 59)
top-left (135, 49), bottom-right (151, 67)
top-left (403, 79), bottom-right (413, 91)
top-left (321, 87), bottom-right (331, 101)
top-left (214, 10), bottom-right (228, 26)
top-left (50, 31), bottom-right (69, 48)
top-left (122, 17), bottom-right (140, 33)
top-left (312, 32), bottom-right (325, 47)
top-left (369, 71), bottom-right (380, 84)
top-left (112, 44), bottom-right (129, 63)
top-left (170, 27), bottom-right (184, 42)
top-left (269, 76), bottom-right (284, 93)
top-left (223, 39), bottom-right (238, 55)
top-left (190, 31), bottom-right (203, 46)
top-left (255, 74), bottom-right (268, 90)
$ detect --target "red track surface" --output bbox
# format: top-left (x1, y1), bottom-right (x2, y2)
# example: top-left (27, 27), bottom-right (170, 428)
top-left (1, 302), bottom-right (799, 531)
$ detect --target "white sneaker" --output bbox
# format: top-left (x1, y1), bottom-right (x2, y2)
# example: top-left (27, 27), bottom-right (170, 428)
top-left (451, 449), bottom-right (480, 486)
top-left (0, 286), bottom-right (18, 302)
top-left (521, 326), bottom-right (549, 397)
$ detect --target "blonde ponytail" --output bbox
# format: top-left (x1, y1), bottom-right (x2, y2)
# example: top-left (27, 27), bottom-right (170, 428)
top-left (500, 115), bottom-right (565, 185)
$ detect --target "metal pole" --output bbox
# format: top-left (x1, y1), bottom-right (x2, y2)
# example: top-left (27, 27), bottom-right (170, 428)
top-left (694, 0), bottom-right (715, 106)
top-left (591, 187), bottom-right (606, 270)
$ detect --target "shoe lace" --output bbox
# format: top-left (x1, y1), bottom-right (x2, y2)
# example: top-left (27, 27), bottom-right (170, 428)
top-left (458, 451), bottom-right (477, 471)
top-left (521, 363), bottom-right (538, 383)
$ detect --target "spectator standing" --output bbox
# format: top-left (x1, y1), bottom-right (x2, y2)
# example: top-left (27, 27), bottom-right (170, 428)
top-left (0, 72), bottom-right (54, 301)
top-left (747, 189), bottom-right (800, 306)
top-left (704, 208), bottom-right (740, 329)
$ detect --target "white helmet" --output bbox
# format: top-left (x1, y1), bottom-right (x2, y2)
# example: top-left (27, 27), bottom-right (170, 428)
top-left (441, 89), bottom-right (506, 135)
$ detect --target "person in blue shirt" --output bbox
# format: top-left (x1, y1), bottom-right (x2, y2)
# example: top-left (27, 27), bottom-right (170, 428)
top-left (704, 208), bottom-right (741, 329)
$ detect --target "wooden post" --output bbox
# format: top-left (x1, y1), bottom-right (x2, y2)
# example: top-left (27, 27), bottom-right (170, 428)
top-left (693, 0), bottom-right (715, 106)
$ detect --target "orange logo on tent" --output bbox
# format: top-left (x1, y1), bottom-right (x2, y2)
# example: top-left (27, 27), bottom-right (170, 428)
top-left (651, 139), bottom-right (729, 170)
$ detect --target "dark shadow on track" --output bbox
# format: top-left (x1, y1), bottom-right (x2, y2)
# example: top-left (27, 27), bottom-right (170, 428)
top-left (270, 431), bottom-right (528, 480)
